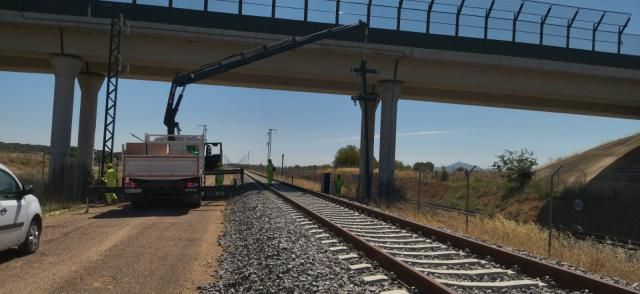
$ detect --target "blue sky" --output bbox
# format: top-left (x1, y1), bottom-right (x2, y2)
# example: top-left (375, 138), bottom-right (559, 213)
top-left (1, 0), bottom-right (640, 168)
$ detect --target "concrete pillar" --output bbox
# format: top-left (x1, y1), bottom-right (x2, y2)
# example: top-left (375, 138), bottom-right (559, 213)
top-left (75, 72), bottom-right (105, 200)
top-left (358, 99), bottom-right (379, 202)
top-left (378, 81), bottom-right (403, 201)
top-left (48, 54), bottom-right (82, 197)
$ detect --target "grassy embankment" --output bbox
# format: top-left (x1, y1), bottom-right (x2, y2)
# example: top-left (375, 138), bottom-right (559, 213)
top-left (0, 151), bottom-right (85, 214)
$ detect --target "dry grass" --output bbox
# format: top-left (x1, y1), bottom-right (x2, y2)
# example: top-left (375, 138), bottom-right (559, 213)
top-left (257, 168), bottom-right (640, 283)
top-left (381, 203), bottom-right (640, 284)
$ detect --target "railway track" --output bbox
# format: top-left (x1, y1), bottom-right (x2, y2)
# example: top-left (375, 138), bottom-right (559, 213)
top-left (246, 171), bottom-right (638, 293)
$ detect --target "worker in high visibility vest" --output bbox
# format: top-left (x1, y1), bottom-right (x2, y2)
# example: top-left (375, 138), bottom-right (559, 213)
top-left (266, 159), bottom-right (276, 185)
top-left (215, 161), bottom-right (224, 196)
top-left (103, 163), bottom-right (118, 205)
top-left (334, 174), bottom-right (344, 197)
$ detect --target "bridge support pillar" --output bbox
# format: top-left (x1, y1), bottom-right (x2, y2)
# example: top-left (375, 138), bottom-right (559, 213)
top-left (378, 80), bottom-right (403, 201)
top-left (48, 54), bottom-right (82, 198)
top-left (358, 99), bottom-right (379, 202)
top-left (75, 72), bottom-right (105, 201)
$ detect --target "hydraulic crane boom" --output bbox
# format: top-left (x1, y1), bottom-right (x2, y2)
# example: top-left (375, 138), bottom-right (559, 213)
top-left (164, 21), bottom-right (367, 135)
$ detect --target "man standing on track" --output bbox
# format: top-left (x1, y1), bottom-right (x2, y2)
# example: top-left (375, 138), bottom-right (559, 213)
top-left (103, 163), bottom-right (118, 205)
top-left (266, 159), bottom-right (276, 185)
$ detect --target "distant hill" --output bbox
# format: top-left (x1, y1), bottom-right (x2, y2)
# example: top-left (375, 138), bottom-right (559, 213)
top-left (0, 141), bottom-right (51, 153)
top-left (0, 142), bottom-right (122, 159)
top-left (444, 161), bottom-right (477, 172)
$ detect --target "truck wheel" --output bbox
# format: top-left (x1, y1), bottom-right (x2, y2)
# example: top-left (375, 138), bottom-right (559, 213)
top-left (131, 200), bottom-right (146, 209)
top-left (18, 218), bottom-right (41, 254)
top-left (188, 194), bottom-right (201, 208)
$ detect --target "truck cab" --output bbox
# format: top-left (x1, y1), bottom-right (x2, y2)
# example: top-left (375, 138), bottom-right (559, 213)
top-left (204, 142), bottom-right (222, 173)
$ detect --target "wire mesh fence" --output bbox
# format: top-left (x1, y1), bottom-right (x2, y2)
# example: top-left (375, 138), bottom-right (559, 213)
top-left (0, 151), bottom-right (122, 207)
top-left (102, 0), bottom-right (640, 56)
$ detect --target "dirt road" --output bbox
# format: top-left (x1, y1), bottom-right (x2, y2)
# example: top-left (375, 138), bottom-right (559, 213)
top-left (0, 200), bottom-right (225, 293)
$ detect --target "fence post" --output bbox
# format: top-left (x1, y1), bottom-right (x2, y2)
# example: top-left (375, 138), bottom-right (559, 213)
top-left (304, 0), bottom-right (308, 21)
top-left (548, 166), bottom-right (562, 256)
top-left (464, 166), bottom-right (477, 233)
top-left (41, 151), bottom-right (46, 195)
top-left (417, 170), bottom-right (422, 215)
top-left (484, 0), bottom-right (495, 39)
top-left (513, 1), bottom-right (524, 42)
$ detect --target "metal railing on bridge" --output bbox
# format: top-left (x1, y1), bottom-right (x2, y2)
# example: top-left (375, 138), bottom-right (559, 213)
top-left (103, 0), bottom-right (640, 56)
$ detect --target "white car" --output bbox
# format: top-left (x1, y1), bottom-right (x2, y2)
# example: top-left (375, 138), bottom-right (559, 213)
top-left (0, 163), bottom-right (42, 254)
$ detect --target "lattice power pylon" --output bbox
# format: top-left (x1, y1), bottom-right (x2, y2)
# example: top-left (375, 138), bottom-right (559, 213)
top-left (99, 13), bottom-right (123, 179)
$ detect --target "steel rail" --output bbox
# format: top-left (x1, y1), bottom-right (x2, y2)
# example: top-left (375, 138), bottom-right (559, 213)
top-left (246, 172), bottom-right (455, 294)
top-left (246, 171), bottom-right (638, 294)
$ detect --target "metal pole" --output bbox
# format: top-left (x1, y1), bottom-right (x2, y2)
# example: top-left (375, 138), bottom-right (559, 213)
top-left (364, 99), bottom-right (371, 203)
top-left (513, 1), bottom-right (524, 42)
top-left (396, 0), bottom-right (404, 31)
top-left (567, 9), bottom-right (579, 48)
top-left (238, 0), bottom-right (242, 15)
top-left (204, 0), bottom-right (208, 11)
top-left (548, 166), bottom-right (562, 256)
top-left (281, 154), bottom-right (284, 178)
top-left (593, 12), bottom-right (605, 51)
top-left (272, 0), bottom-right (276, 18)
top-left (426, 0), bottom-right (433, 34)
top-left (484, 0), bottom-right (495, 39)
top-left (464, 165), bottom-right (477, 233)
top-left (417, 170), bottom-right (422, 215)
top-left (540, 6), bottom-right (552, 45)
top-left (335, 0), bottom-right (341, 24)
top-left (455, 0), bottom-right (466, 37)
top-left (618, 17), bottom-right (630, 54)
top-left (304, 0), bottom-right (308, 21)
top-left (367, 0), bottom-right (372, 26)
top-left (42, 151), bottom-right (46, 194)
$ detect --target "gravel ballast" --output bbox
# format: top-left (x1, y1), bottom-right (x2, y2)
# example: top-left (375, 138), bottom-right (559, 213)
top-left (200, 186), bottom-right (405, 293)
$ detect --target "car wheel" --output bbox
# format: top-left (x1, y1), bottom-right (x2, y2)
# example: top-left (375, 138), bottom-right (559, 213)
top-left (18, 218), bottom-right (41, 254)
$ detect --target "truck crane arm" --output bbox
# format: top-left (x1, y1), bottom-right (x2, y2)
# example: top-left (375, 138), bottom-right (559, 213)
top-left (163, 21), bottom-right (367, 135)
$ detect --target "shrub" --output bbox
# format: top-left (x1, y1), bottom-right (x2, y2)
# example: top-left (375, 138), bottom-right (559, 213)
top-left (492, 149), bottom-right (537, 192)
top-left (440, 166), bottom-right (449, 182)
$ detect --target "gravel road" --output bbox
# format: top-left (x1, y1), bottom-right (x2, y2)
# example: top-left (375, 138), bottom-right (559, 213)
top-left (0, 200), bottom-right (225, 293)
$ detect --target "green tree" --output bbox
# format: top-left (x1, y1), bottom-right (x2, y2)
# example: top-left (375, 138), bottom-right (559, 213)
top-left (333, 145), bottom-right (360, 168)
top-left (440, 166), bottom-right (449, 182)
top-left (412, 161), bottom-right (434, 173)
top-left (492, 148), bottom-right (538, 192)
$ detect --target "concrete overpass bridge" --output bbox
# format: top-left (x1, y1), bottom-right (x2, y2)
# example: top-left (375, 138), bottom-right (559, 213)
top-left (1, 0), bottom-right (639, 200)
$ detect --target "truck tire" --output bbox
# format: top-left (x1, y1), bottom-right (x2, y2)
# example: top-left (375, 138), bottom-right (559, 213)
top-left (131, 199), bottom-right (146, 209)
top-left (188, 194), bottom-right (201, 208)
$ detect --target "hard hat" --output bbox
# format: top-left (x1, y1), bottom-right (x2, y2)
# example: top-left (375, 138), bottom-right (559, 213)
top-left (107, 163), bottom-right (113, 169)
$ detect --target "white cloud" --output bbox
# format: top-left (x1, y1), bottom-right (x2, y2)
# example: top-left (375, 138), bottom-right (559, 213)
top-left (319, 130), bottom-right (458, 143)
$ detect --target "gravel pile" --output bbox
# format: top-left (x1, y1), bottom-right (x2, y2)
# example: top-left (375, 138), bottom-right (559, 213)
top-left (200, 188), bottom-right (404, 293)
